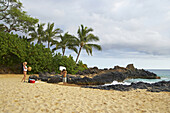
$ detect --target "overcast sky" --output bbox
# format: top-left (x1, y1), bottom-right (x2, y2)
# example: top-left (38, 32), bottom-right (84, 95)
top-left (21, 0), bottom-right (170, 69)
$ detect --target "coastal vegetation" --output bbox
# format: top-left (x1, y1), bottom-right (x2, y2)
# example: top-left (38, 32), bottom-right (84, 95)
top-left (0, 0), bottom-right (101, 74)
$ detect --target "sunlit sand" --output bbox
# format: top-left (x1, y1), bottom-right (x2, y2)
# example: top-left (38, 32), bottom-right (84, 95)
top-left (0, 74), bottom-right (169, 113)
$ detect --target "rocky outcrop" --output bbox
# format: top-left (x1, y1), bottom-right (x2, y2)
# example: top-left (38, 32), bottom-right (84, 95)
top-left (38, 72), bottom-right (52, 81)
top-left (37, 64), bottom-right (159, 86)
top-left (70, 64), bottom-right (158, 85)
top-left (47, 75), bottom-right (62, 83)
top-left (76, 64), bottom-right (156, 78)
top-left (76, 67), bottom-right (102, 75)
top-left (37, 64), bottom-right (159, 85)
top-left (84, 81), bottom-right (170, 92)
top-left (126, 64), bottom-right (135, 70)
top-left (67, 69), bottom-right (157, 85)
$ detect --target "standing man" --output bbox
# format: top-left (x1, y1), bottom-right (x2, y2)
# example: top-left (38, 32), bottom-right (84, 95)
top-left (61, 69), bottom-right (67, 85)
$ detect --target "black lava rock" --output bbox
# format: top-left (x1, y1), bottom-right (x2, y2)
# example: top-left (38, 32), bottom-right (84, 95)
top-left (47, 76), bottom-right (62, 83)
top-left (83, 81), bottom-right (170, 92)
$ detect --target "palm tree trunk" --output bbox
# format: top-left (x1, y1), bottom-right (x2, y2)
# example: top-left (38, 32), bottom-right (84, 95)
top-left (76, 46), bottom-right (82, 63)
top-left (48, 41), bottom-right (50, 48)
top-left (62, 48), bottom-right (65, 56)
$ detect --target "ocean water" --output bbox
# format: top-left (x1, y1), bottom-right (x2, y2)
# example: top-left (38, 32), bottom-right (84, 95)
top-left (105, 69), bottom-right (170, 86)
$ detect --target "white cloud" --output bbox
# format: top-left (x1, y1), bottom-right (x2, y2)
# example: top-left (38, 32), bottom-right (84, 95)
top-left (20, 0), bottom-right (170, 68)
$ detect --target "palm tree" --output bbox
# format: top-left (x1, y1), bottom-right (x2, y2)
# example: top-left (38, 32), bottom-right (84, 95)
top-left (43, 22), bottom-right (62, 49)
top-left (75, 24), bottom-right (102, 63)
top-left (29, 23), bottom-right (45, 44)
top-left (51, 32), bottom-right (78, 56)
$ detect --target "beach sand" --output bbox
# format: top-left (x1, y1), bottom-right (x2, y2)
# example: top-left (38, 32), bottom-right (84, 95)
top-left (0, 74), bottom-right (169, 113)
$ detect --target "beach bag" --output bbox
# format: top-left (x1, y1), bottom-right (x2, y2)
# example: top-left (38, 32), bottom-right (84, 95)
top-left (29, 79), bottom-right (35, 83)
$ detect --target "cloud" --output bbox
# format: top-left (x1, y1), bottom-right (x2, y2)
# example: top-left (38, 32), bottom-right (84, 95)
top-left (20, 0), bottom-right (170, 68)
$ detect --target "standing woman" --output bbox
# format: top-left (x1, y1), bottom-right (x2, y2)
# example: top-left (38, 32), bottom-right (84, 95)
top-left (21, 62), bottom-right (27, 82)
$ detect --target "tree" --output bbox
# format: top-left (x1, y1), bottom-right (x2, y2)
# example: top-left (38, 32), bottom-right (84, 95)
top-left (0, 31), bottom-right (87, 74)
top-left (43, 22), bottom-right (62, 49)
top-left (51, 32), bottom-right (78, 56)
top-left (75, 24), bottom-right (102, 62)
top-left (0, 31), bottom-right (28, 65)
top-left (0, 0), bottom-right (10, 12)
top-left (0, 0), bottom-right (38, 33)
top-left (29, 23), bottom-right (45, 44)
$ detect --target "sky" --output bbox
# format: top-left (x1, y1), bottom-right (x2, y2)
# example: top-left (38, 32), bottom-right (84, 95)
top-left (20, 0), bottom-right (170, 69)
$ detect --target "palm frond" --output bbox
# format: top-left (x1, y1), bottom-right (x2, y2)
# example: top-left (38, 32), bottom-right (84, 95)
top-left (68, 46), bottom-right (78, 54)
top-left (86, 28), bottom-right (93, 33)
top-left (50, 40), bottom-right (59, 46)
top-left (44, 22), bottom-right (62, 48)
top-left (87, 34), bottom-right (99, 42)
top-left (83, 44), bottom-right (92, 55)
top-left (28, 23), bottom-right (46, 44)
top-left (28, 26), bottom-right (35, 32)
top-left (86, 44), bottom-right (102, 51)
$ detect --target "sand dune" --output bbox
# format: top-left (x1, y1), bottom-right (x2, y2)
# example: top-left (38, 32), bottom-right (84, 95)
top-left (0, 74), bottom-right (169, 113)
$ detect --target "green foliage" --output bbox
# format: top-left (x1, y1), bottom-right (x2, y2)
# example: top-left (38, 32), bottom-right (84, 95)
top-left (0, 31), bottom-right (87, 74)
top-left (0, 32), bottom-right (28, 65)
top-left (0, 1), bottom-right (100, 74)
top-left (43, 22), bottom-right (62, 48)
top-left (26, 43), bottom-right (53, 73)
top-left (52, 54), bottom-right (87, 74)
top-left (29, 23), bottom-right (46, 44)
top-left (0, 0), bottom-right (38, 33)
top-left (51, 32), bottom-right (78, 56)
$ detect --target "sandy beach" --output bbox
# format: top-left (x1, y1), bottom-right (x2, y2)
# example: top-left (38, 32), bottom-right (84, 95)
top-left (0, 74), bottom-right (169, 113)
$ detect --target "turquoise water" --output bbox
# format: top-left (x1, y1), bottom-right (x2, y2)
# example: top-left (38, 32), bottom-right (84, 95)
top-left (105, 69), bottom-right (170, 86)
top-left (124, 69), bottom-right (170, 84)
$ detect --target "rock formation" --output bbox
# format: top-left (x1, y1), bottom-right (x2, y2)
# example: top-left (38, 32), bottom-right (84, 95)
top-left (37, 64), bottom-right (160, 86)
top-left (84, 81), bottom-right (170, 92)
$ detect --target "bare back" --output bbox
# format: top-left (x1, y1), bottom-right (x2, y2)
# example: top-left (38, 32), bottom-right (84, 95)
top-left (63, 71), bottom-right (67, 77)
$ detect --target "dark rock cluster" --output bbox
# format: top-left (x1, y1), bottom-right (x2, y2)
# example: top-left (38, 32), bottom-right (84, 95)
top-left (83, 81), bottom-right (170, 92)
top-left (76, 67), bottom-right (101, 75)
top-left (47, 75), bottom-right (62, 83)
top-left (38, 72), bottom-right (52, 81)
top-left (68, 69), bottom-right (158, 85)
top-left (28, 66), bottom-right (169, 92)
top-left (30, 64), bottom-right (159, 85)
top-left (29, 72), bottom-right (62, 83)
top-left (76, 64), bottom-right (158, 80)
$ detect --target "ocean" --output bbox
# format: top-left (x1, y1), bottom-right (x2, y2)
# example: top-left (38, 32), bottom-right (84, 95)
top-left (105, 69), bottom-right (170, 86)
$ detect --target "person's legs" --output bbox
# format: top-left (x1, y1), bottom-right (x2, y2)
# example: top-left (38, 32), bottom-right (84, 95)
top-left (21, 71), bottom-right (27, 82)
top-left (24, 71), bottom-right (26, 82)
top-left (63, 77), bottom-right (67, 85)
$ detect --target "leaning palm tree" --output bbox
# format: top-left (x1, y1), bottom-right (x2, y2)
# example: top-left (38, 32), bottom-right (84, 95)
top-left (28, 23), bottom-right (45, 44)
top-left (51, 32), bottom-right (78, 56)
top-left (75, 24), bottom-right (102, 62)
top-left (43, 22), bottom-right (62, 49)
